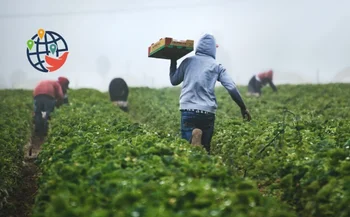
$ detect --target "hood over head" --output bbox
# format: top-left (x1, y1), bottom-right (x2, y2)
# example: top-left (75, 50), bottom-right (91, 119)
top-left (266, 70), bottom-right (273, 79)
top-left (58, 76), bottom-right (70, 89)
top-left (195, 34), bottom-right (217, 59)
top-left (258, 70), bottom-right (273, 80)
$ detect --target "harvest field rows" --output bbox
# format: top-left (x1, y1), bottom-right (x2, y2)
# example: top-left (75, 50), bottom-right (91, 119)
top-left (0, 84), bottom-right (350, 217)
top-left (0, 90), bottom-right (33, 215)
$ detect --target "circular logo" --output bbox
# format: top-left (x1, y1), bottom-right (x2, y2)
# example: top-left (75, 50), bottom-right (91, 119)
top-left (26, 29), bottom-right (69, 73)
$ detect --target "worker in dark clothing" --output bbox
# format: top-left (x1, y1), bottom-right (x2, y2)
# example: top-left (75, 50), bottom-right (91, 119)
top-left (247, 70), bottom-right (277, 96)
top-left (169, 34), bottom-right (251, 154)
top-left (108, 78), bottom-right (129, 112)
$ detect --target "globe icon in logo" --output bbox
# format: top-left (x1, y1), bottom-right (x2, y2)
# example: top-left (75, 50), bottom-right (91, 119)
top-left (26, 29), bottom-right (69, 73)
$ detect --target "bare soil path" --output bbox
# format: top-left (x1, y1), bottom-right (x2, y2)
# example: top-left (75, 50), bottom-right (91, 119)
top-left (1, 134), bottom-right (45, 217)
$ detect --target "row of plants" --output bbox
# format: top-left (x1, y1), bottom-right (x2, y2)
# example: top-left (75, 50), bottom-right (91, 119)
top-left (126, 84), bottom-right (350, 217)
top-left (31, 89), bottom-right (297, 217)
top-left (0, 90), bottom-right (32, 213)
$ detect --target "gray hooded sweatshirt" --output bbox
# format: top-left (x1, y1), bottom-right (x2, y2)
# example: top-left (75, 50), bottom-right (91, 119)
top-left (169, 34), bottom-right (246, 114)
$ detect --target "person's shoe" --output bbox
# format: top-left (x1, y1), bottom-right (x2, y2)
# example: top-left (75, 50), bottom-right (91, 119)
top-left (191, 128), bottom-right (202, 146)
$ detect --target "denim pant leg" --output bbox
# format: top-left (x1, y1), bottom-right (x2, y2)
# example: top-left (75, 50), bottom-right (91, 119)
top-left (200, 117), bottom-right (215, 154)
top-left (34, 96), bottom-right (55, 135)
top-left (180, 111), bottom-right (194, 143)
top-left (180, 111), bottom-right (215, 154)
top-left (42, 99), bottom-right (56, 134)
top-left (194, 113), bottom-right (215, 153)
top-left (43, 99), bottom-right (56, 119)
top-left (33, 98), bottom-right (44, 133)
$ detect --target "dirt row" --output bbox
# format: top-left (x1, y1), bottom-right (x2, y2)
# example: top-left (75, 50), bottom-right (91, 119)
top-left (1, 134), bottom-right (44, 217)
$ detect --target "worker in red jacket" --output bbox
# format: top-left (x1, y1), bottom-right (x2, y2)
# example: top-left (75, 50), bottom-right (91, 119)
top-left (32, 77), bottom-right (70, 136)
top-left (247, 70), bottom-right (277, 96)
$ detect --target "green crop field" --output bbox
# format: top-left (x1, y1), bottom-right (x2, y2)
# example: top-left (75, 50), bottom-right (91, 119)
top-left (0, 90), bottom-right (32, 212)
top-left (0, 84), bottom-right (349, 217)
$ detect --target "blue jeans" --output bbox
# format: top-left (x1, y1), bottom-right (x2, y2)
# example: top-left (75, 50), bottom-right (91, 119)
top-left (180, 110), bottom-right (215, 154)
top-left (33, 95), bottom-right (56, 136)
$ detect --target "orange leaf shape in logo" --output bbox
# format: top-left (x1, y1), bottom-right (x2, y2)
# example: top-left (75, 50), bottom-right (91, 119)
top-left (45, 52), bottom-right (69, 72)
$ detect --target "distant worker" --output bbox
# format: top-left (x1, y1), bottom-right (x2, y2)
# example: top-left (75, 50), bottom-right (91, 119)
top-left (169, 33), bottom-right (251, 154)
top-left (247, 69), bottom-right (277, 96)
top-left (33, 77), bottom-right (70, 137)
top-left (108, 78), bottom-right (129, 112)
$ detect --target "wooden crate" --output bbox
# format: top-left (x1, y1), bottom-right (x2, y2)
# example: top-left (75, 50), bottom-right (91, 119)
top-left (148, 37), bottom-right (194, 60)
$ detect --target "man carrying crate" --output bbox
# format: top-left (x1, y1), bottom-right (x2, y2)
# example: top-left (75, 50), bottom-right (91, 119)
top-left (169, 33), bottom-right (251, 154)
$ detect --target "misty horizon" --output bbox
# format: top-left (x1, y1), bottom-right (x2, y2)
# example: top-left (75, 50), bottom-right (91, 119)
top-left (1, 0), bottom-right (350, 91)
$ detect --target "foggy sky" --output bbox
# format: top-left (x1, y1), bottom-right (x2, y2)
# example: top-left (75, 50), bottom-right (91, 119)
top-left (1, 0), bottom-right (350, 91)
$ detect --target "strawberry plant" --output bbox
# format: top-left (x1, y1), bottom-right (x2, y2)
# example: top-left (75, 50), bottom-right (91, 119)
top-left (31, 89), bottom-right (296, 217)
top-left (2, 83), bottom-right (349, 217)
top-left (127, 84), bottom-right (350, 217)
top-left (0, 90), bottom-right (32, 213)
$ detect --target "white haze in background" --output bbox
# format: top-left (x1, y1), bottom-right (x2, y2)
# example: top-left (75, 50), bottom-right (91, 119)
top-left (0, 0), bottom-right (350, 91)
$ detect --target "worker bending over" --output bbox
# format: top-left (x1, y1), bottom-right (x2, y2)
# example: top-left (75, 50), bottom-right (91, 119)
top-left (109, 78), bottom-right (129, 112)
top-left (247, 70), bottom-right (277, 96)
top-left (33, 77), bottom-right (70, 137)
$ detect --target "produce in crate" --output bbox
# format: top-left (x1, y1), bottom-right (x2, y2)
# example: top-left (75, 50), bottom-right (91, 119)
top-left (148, 37), bottom-right (194, 60)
